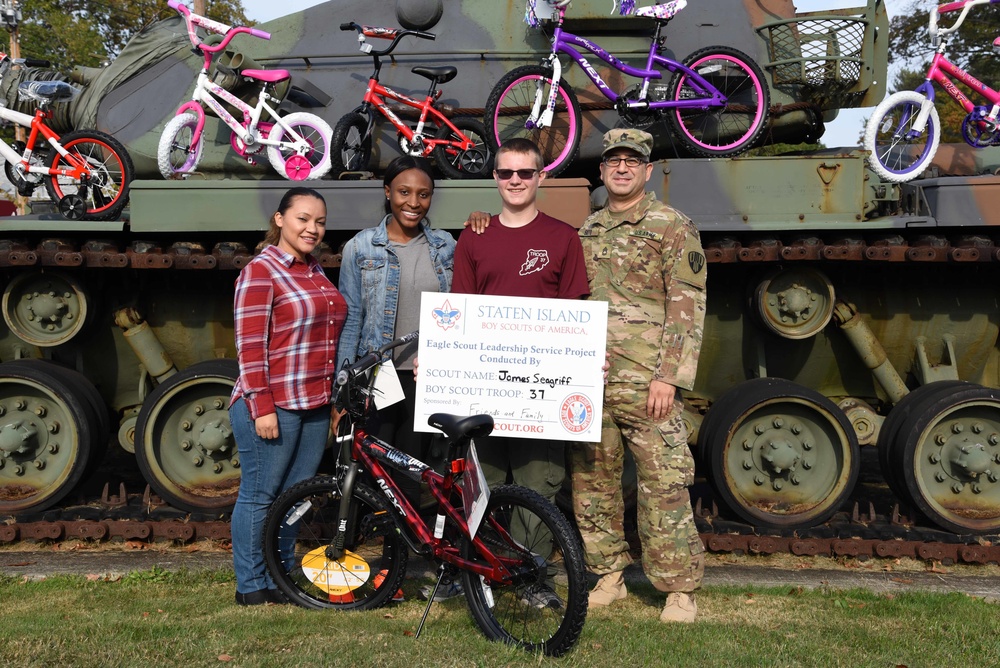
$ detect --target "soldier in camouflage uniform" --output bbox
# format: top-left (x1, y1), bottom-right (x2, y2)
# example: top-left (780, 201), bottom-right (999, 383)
top-left (571, 128), bottom-right (707, 623)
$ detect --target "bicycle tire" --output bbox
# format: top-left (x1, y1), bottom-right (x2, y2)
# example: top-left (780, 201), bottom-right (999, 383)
top-left (665, 46), bottom-right (770, 157)
top-left (44, 130), bottom-right (133, 221)
top-left (433, 117), bottom-right (493, 179)
top-left (460, 484), bottom-right (587, 657)
top-left (263, 476), bottom-right (408, 611)
top-left (863, 90), bottom-right (941, 183)
top-left (157, 113), bottom-right (204, 179)
top-left (330, 112), bottom-right (373, 175)
top-left (484, 65), bottom-right (581, 177)
top-left (266, 112), bottom-right (333, 180)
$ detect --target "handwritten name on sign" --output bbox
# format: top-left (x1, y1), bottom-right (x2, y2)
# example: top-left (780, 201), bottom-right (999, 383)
top-left (415, 292), bottom-right (608, 442)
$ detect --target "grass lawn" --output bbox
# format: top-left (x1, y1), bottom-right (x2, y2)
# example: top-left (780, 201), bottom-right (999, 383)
top-left (1, 561), bottom-right (998, 668)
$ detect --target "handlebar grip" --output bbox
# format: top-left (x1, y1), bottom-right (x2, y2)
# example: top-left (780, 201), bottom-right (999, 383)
top-left (249, 28), bottom-right (270, 39)
top-left (414, 31), bottom-right (436, 40)
top-left (167, 0), bottom-right (184, 9)
top-left (340, 22), bottom-right (357, 31)
top-left (22, 58), bottom-right (50, 68)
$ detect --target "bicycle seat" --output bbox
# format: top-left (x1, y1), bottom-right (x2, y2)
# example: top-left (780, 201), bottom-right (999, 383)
top-left (17, 80), bottom-right (80, 104)
top-left (428, 413), bottom-right (494, 441)
top-left (241, 68), bottom-right (290, 83)
top-left (633, 0), bottom-right (687, 21)
top-left (411, 66), bottom-right (457, 85)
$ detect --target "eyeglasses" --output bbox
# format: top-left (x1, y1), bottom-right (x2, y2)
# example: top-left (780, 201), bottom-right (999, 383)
top-left (602, 155), bottom-right (646, 167)
top-left (494, 168), bottom-right (539, 180)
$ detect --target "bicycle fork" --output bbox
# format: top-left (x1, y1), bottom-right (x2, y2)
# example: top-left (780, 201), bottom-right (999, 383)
top-left (525, 55), bottom-right (564, 131)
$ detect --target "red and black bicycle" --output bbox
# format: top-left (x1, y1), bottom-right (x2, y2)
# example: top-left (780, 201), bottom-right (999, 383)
top-left (262, 333), bottom-right (587, 656)
top-left (331, 23), bottom-right (493, 179)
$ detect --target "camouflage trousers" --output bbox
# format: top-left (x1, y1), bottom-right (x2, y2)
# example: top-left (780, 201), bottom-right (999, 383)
top-left (571, 383), bottom-right (704, 593)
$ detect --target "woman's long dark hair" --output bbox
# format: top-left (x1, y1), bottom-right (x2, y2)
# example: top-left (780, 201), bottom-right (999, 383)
top-left (383, 156), bottom-right (435, 215)
top-left (264, 187), bottom-right (326, 247)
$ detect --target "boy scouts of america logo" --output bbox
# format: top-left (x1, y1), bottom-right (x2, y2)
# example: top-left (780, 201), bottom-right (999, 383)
top-left (560, 393), bottom-right (594, 434)
top-left (520, 249), bottom-right (550, 276)
top-left (432, 300), bottom-right (461, 331)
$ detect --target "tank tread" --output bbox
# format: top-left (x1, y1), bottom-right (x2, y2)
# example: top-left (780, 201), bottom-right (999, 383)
top-left (2, 488), bottom-right (999, 565)
top-left (0, 238), bottom-right (342, 270)
top-left (703, 233), bottom-right (999, 264)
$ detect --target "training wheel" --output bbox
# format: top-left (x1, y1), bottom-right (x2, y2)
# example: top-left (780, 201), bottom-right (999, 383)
top-left (284, 155), bottom-right (312, 181)
top-left (58, 194), bottom-right (87, 221)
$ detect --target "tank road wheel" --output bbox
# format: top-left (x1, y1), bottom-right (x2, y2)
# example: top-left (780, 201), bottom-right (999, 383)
top-left (892, 384), bottom-right (1000, 534)
top-left (0, 362), bottom-right (94, 513)
top-left (753, 268), bottom-right (835, 340)
top-left (2, 271), bottom-right (90, 347)
top-left (135, 360), bottom-right (240, 513)
top-left (699, 378), bottom-right (860, 530)
top-left (876, 381), bottom-right (972, 505)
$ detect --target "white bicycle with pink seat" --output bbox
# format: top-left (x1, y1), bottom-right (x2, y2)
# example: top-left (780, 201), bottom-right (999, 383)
top-left (157, 0), bottom-right (332, 180)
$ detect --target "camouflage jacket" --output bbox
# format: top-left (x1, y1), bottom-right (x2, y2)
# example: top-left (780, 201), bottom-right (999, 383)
top-left (578, 191), bottom-right (707, 390)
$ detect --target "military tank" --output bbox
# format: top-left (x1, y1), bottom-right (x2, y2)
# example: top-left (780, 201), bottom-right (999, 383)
top-left (11, 0), bottom-right (1000, 564)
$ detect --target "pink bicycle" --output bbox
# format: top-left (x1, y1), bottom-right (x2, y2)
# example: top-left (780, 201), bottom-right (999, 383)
top-left (863, 0), bottom-right (1000, 182)
top-left (157, 0), bottom-right (332, 180)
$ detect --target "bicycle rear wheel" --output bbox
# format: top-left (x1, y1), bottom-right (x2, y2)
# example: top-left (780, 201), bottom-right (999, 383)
top-left (666, 46), bottom-right (770, 157)
top-left (263, 476), bottom-right (408, 610)
top-left (863, 90), bottom-right (941, 183)
top-left (460, 484), bottom-right (587, 657)
top-left (266, 112), bottom-right (333, 180)
top-left (433, 117), bottom-right (492, 179)
top-left (45, 130), bottom-right (133, 221)
top-left (484, 65), bottom-right (580, 177)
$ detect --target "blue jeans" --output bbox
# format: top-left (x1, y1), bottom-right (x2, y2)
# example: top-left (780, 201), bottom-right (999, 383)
top-left (229, 398), bottom-right (330, 594)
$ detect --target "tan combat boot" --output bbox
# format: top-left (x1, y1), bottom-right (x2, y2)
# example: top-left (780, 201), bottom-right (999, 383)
top-left (588, 571), bottom-right (627, 607)
top-left (660, 592), bottom-right (697, 623)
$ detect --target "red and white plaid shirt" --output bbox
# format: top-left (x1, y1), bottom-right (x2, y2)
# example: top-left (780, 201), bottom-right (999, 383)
top-left (230, 244), bottom-right (348, 419)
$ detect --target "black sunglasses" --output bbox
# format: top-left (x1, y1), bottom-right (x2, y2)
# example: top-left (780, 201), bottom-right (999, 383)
top-left (494, 168), bottom-right (539, 180)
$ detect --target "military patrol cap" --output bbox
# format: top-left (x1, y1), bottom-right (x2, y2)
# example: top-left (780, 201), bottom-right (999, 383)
top-left (601, 128), bottom-right (653, 158)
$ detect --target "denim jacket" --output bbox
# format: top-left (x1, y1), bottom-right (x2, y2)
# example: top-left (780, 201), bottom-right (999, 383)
top-left (337, 214), bottom-right (455, 369)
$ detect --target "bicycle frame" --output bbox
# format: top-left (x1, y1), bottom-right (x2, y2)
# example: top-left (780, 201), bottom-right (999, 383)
top-left (907, 0), bottom-right (1000, 135)
top-left (545, 8), bottom-right (725, 113)
top-left (335, 424), bottom-right (519, 582)
top-left (358, 78), bottom-right (478, 154)
top-left (0, 106), bottom-right (92, 180)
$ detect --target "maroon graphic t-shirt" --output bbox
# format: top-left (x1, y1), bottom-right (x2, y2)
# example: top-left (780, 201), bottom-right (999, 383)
top-left (452, 212), bottom-right (589, 299)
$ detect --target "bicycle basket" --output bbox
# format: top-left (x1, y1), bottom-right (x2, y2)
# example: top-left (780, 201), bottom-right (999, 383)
top-left (757, 16), bottom-right (865, 91)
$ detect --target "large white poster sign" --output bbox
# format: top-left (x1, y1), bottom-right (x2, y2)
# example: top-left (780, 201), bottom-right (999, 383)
top-left (415, 292), bottom-right (607, 442)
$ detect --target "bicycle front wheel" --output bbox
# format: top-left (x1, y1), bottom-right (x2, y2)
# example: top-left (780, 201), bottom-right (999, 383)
top-left (330, 112), bottom-right (373, 176)
top-left (666, 46), bottom-right (770, 157)
top-left (863, 90), bottom-right (941, 183)
top-left (485, 65), bottom-right (581, 177)
top-left (157, 113), bottom-right (203, 179)
top-left (266, 112), bottom-right (333, 180)
top-left (45, 130), bottom-right (134, 221)
top-left (263, 476), bottom-right (408, 610)
top-left (460, 484), bottom-right (587, 657)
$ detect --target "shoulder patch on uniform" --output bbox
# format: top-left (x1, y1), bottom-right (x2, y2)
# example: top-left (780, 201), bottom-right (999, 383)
top-left (688, 251), bottom-right (705, 275)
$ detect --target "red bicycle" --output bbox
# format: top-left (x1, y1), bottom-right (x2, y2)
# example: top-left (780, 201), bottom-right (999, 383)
top-left (262, 333), bottom-right (587, 656)
top-left (332, 22), bottom-right (492, 179)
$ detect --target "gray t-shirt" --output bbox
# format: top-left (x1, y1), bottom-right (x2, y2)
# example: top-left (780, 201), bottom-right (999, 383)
top-left (389, 232), bottom-right (440, 369)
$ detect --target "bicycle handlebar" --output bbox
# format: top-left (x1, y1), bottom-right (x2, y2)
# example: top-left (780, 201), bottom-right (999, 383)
top-left (339, 21), bottom-right (435, 58)
top-left (167, 0), bottom-right (269, 54)
top-left (930, 0), bottom-right (1000, 44)
top-left (336, 331), bottom-right (419, 387)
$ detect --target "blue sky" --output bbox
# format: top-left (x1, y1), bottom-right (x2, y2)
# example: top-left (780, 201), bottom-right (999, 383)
top-left (240, 0), bottom-right (904, 147)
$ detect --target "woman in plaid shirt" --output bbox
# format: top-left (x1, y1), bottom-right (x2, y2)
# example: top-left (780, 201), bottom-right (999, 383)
top-left (229, 187), bottom-right (348, 606)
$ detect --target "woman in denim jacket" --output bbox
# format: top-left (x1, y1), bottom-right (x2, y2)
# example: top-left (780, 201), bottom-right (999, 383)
top-left (338, 156), bottom-right (455, 506)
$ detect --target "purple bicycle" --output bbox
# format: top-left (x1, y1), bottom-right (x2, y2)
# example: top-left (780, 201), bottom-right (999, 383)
top-left (485, 0), bottom-right (770, 176)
